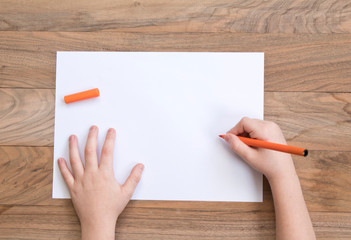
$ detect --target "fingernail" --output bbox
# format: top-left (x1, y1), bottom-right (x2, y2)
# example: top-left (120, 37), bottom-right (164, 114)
top-left (108, 128), bottom-right (115, 135)
top-left (138, 164), bottom-right (144, 172)
top-left (219, 134), bottom-right (225, 139)
top-left (69, 135), bottom-right (75, 142)
top-left (90, 125), bottom-right (97, 132)
top-left (58, 158), bottom-right (63, 163)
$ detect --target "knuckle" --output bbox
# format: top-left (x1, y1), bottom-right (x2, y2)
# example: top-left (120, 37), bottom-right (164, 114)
top-left (229, 139), bottom-right (239, 152)
top-left (130, 171), bottom-right (142, 186)
top-left (70, 159), bottom-right (81, 168)
top-left (126, 190), bottom-right (133, 199)
top-left (266, 121), bottom-right (280, 132)
top-left (101, 146), bottom-right (113, 156)
top-left (85, 146), bottom-right (95, 155)
top-left (241, 116), bottom-right (249, 124)
top-left (268, 121), bottom-right (279, 129)
top-left (130, 174), bottom-right (140, 185)
top-left (122, 187), bottom-right (133, 199)
top-left (70, 161), bottom-right (77, 168)
top-left (261, 125), bottom-right (271, 136)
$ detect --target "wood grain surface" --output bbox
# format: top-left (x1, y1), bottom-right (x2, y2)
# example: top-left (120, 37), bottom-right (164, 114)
top-left (1, 205), bottom-right (350, 240)
top-left (1, 32), bottom-right (351, 91)
top-left (1, 89), bottom-right (350, 150)
top-left (0, 0), bottom-right (351, 33)
top-left (1, 146), bottom-right (350, 213)
top-left (0, 0), bottom-right (351, 239)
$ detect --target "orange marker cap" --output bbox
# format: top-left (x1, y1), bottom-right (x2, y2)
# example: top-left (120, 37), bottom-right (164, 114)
top-left (64, 88), bottom-right (100, 104)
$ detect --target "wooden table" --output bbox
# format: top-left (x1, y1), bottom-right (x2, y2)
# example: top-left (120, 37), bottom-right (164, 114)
top-left (1, 1), bottom-right (350, 239)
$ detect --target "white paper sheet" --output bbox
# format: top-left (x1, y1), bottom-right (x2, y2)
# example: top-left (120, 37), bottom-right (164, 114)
top-left (53, 52), bottom-right (264, 202)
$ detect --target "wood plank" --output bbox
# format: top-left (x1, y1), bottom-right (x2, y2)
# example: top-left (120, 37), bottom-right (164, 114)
top-left (0, 1), bottom-right (349, 239)
top-left (0, 89), bottom-right (54, 146)
top-left (0, 146), bottom-right (350, 213)
top-left (0, 0), bottom-right (350, 33)
top-left (0, 205), bottom-right (350, 239)
top-left (0, 146), bottom-right (273, 208)
top-left (1, 32), bottom-right (350, 91)
top-left (293, 151), bottom-right (351, 212)
top-left (1, 89), bottom-right (350, 150)
top-left (0, 146), bottom-right (54, 205)
top-left (265, 92), bottom-right (351, 151)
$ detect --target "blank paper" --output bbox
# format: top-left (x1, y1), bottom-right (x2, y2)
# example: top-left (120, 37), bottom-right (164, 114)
top-left (53, 52), bottom-right (264, 202)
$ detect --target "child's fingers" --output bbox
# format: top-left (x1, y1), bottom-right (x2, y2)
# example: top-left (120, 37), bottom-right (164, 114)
top-left (69, 135), bottom-right (84, 177)
top-left (227, 117), bottom-right (264, 139)
top-left (122, 164), bottom-right (144, 198)
top-left (84, 125), bottom-right (99, 171)
top-left (58, 158), bottom-right (74, 188)
top-left (100, 128), bottom-right (116, 171)
top-left (225, 133), bottom-right (257, 163)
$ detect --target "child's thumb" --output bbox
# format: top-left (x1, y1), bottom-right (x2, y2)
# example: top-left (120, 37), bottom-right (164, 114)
top-left (224, 133), bottom-right (254, 161)
top-left (122, 163), bottom-right (144, 198)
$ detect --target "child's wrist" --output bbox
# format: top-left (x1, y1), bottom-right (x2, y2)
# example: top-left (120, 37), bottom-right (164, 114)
top-left (81, 220), bottom-right (116, 240)
top-left (266, 168), bottom-right (298, 186)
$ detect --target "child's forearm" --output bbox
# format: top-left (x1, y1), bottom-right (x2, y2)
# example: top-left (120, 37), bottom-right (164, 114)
top-left (269, 172), bottom-right (316, 240)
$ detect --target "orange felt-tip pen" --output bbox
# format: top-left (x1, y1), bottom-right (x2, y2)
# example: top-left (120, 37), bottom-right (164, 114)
top-left (64, 88), bottom-right (100, 104)
top-left (219, 135), bottom-right (308, 157)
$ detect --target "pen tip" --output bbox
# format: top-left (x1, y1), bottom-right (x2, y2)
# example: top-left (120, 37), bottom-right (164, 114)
top-left (219, 135), bottom-right (225, 139)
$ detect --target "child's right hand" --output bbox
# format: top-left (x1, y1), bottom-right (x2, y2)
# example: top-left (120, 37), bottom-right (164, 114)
top-left (223, 118), bottom-right (316, 239)
top-left (222, 117), bottom-right (297, 182)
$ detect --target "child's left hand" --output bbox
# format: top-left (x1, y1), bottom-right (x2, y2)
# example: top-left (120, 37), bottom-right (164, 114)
top-left (58, 126), bottom-right (144, 240)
